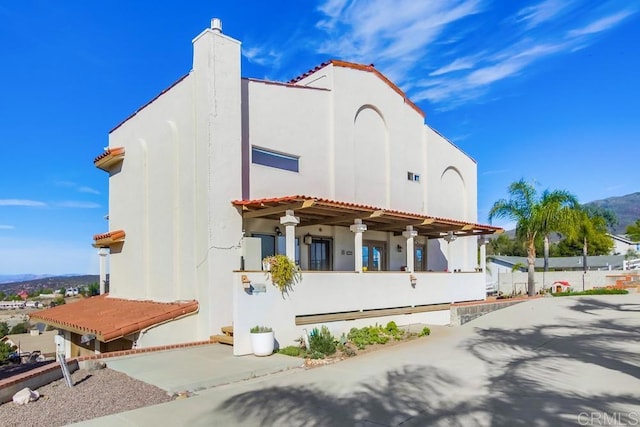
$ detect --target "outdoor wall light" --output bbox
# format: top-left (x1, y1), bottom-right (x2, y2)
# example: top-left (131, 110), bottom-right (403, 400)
top-left (274, 226), bottom-right (282, 236)
top-left (303, 233), bottom-right (313, 245)
top-left (397, 244), bottom-right (403, 253)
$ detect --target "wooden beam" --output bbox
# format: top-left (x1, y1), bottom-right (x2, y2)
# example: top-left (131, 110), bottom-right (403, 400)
top-left (304, 209), bottom-right (385, 227)
top-left (242, 199), bottom-right (316, 218)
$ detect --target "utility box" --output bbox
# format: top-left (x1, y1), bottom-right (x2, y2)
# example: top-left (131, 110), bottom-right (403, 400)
top-left (242, 237), bottom-right (262, 271)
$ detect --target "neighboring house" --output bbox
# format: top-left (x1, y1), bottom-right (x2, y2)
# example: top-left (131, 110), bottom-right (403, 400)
top-left (1, 330), bottom-right (58, 360)
top-left (487, 254), bottom-right (628, 295)
top-left (609, 234), bottom-right (640, 256)
top-left (31, 19), bottom-right (501, 357)
top-left (488, 255), bottom-right (626, 273)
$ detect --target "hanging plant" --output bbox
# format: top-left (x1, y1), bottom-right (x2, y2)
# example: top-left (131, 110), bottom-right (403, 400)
top-left (263, 254), bottom-right (302, 297)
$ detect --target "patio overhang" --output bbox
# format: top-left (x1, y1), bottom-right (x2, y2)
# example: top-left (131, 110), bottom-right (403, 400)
top-left (232, 195), bottom-right (502, 238)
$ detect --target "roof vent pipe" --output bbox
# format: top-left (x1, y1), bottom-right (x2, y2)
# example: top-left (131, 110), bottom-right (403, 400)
top-left (211, 18), bottom-right (222, 33)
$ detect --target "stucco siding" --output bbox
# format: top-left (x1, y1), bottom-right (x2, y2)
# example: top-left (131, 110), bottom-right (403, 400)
top-left (245, 80), bottom-right (332, 199)
top-left (108, 75), bottom-right (195, 302)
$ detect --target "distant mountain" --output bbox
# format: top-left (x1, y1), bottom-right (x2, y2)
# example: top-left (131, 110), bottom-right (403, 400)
top-left (0, 274), bottom-right (56, 285)
top-left (0, 275), bottom-right (99, 296)
top-left (584, 192), bottom-right (640, 235)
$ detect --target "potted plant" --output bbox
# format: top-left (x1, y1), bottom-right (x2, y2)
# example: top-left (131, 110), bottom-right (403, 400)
top-left (262, 254), bottom-right (302, 297)
top-left (250, 325), bottom-right (274, 356)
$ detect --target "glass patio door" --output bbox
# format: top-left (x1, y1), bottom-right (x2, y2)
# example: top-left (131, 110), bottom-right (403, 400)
top-left (362, 241), bottom-right (386, 271)
top-left (309, 238), bottom-right (332, 270)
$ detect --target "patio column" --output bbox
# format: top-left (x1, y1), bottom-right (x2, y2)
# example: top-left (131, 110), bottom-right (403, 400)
top-left (402, 226), bottom-right (418, 273)
top-left (280, 209), bottom-right (299, 262)
top-left (98, 247), bottom-right (109, 295)
top-left (479, 237), bottom-right (487, 273)
top-left (444, 231), bottom-right (457, 273)
top-left (350, 219), bottom-right (367, 273)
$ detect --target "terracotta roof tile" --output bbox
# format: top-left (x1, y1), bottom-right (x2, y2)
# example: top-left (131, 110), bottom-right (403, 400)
top-left (289, 60), bottom-right (425, 118)
top-left (93, 229), bottom-right (126, 247)
top-left (29, 295), bottom-right (198, 342)
top-left (232, 195), bottom-right (502, 238)
top-left (94, 146), bottom-right (125, 171)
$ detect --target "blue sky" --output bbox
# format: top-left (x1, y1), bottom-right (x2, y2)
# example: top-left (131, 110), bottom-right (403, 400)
top-left (1, 0), bottom-right (638, 274)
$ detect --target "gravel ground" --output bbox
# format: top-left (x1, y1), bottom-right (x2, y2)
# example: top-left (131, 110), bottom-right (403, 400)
top-left (0, 367), bottom-right (173, 426)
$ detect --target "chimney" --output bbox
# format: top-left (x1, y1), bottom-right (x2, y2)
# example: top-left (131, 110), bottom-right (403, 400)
top-left (211, 18), bottom-right (222, 33)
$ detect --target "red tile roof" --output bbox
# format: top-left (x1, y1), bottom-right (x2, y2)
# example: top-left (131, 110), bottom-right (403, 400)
top-left (94, 147), bottom-right (125, 171)
top-left (29, 295), bottom-right (199, 342)
top-left (93, 229), bottom-right (126, 247)
top-left (232, 195), bottom-right (502, 238)
top-left (289, 60), bottom-right (425, 118)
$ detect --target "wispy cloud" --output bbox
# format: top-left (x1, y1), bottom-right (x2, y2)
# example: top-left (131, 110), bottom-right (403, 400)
top-left (77, 186), bottom-right (100, 195)
top-left (316, 0), bottom-right (482, 66)
top-left (516, 0), bottom-right (569, 29)
top-left (0, 199), bottom-right (47, 207)
top-left (55, 180), bottom-right (100, 195)
top-left (55, 201), bottom-right (101, 209)
top-left (430, 57), bottom-right (477, 76)
top-left (0, 225), bottom-right (14, 230)
top-left (481, 169), bottom-right (509, 176)
top-left (313, 0), bottom-right (637, 109)
top-left (567, 10), bottom-right (634, 37)
top-left (242, 46), bottom-right (284, 68)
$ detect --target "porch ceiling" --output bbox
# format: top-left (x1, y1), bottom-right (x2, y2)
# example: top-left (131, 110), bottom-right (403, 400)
top-left (232, 195), bottom-right (503, 238)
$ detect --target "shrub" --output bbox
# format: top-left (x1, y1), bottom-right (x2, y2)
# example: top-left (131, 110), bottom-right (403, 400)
top-left (309, 326), bottom-right (336, 357)
top-left (418, 327), bottom-right (431, 337)
top-left (263, 254), bottom-right (302, 297)
top-left (250, 325), bottom-right (272, 333)
top-left (0, 342), bottom-right (17, 364)
top-left (278, 345), bottom-right (305, 357)
top-left (9, 321), bottom-right (30, 335)
top-left (0, 322), bottom-right (9, 338)
top-left (552, 288), bottom-right (628, 297)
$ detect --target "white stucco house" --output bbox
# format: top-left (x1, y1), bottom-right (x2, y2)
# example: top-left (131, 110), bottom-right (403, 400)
top-left (32, 19), bottom-right (501, 357)
top-left (609, 233), bottom-right (640, 256)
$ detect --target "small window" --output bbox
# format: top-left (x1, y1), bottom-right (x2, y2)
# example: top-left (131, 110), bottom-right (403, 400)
top-left (407, 171), bottom-right (420, 182)
top-left (252, 146), bottom-right (299, 172)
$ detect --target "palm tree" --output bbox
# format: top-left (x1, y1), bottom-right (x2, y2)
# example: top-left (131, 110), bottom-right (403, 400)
top-left (538, 190), bottom-right (580, 274)
top-left (567, 208), bottom-right (611, 271)
top-left (488, 179), bottom-right (578, 296)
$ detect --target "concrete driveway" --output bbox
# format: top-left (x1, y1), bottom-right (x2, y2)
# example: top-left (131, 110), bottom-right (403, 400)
top-left (77, 293), bottom-right (640, 426)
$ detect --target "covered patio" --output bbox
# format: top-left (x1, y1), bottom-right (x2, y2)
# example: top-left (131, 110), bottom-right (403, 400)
top-left (230, 195), bottom-right (502, 355)
top-left (233, 195), bottom-right (502, 273)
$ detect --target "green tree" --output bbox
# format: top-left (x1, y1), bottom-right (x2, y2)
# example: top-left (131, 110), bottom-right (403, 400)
top-left (583, 205), bottom-right (618, 232)
top-left (0, 341), bottom-right (17, 364)
top-left (0, 321), bottom-right (9, 338)
top-left (563, 208), bottom-right (613, 269)
top-left (489, 179), bottom-right (579, 296)
top-left (626, 219), bottom-right (640, 241)
top-left (9, 321), bottom-right (30, 335)
top-left (537, 190), bottom-right (580, 273)
top-left (487, 234), bottom-right (527, 257)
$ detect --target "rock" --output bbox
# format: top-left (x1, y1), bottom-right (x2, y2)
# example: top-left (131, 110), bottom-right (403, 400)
top-left (13, 387), bottom-right (40, 405)
top-left (85, 360), bottom-right (107, 371)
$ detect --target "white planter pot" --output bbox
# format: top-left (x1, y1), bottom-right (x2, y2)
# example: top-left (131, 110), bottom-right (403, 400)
top-left (250, 331), bottom-right (275, 356)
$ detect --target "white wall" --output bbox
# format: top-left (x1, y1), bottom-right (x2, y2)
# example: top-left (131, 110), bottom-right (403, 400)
top-left (108, 75), bottom-right (195, 302)
top-left (493, 270), bottom-right (623, 294)
top-left (233, 270), bottom-right (485, 355)
top-left (106, 25), bottom-right (244, 343)
top-left (134, 314), bottom-right (200, 348)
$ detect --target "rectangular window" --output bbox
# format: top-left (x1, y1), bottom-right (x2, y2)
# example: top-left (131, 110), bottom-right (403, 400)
top-left (252, 146), bottom-right (299, 172)
top-left (407, 171), bottom-right (420, 182)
